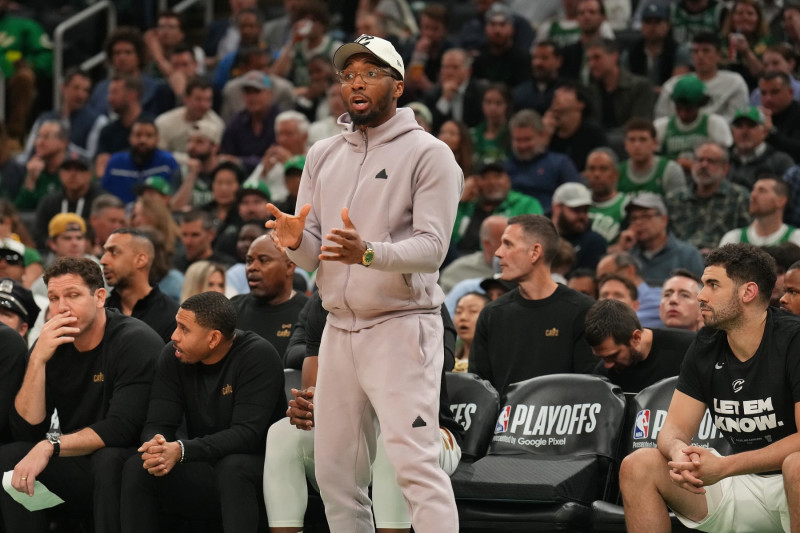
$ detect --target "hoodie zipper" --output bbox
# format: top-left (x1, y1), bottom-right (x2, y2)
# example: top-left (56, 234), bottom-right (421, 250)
top-left (342, 129), bottom-right (369, 330)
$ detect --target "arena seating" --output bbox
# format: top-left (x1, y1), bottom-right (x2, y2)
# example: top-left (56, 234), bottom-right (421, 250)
top-left (450, 373), bottom-right (626, 531)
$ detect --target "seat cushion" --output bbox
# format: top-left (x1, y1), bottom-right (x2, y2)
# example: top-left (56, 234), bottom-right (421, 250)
top-left (451, 454), bottom-right (606, 504)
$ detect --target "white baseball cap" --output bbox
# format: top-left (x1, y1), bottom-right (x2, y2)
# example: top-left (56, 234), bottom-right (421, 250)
top-left (333, 34), bottom-right (405, 80)
top-left (552, 183), bottom-right (592, 208)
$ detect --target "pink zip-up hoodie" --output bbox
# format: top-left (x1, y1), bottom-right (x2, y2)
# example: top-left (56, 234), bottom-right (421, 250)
top-left (286, 107), bottom-right (464, 331)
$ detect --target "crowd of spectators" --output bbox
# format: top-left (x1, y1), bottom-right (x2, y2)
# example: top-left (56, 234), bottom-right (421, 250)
top-left (6, 0), bottom-right (800, 530)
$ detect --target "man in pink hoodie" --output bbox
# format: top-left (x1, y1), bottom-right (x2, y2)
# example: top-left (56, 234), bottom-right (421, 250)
top-left (267, 34), bottom-right (462, 533)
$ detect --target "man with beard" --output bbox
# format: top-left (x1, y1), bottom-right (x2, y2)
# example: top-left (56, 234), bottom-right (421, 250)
top-left (720, 176), bottom-right (800, 247)
top-left (171, 119), bottom-right (223, 209)
top-left (94, 74), bottom-right (145, 178)
top-left (472, 3), bottom-right (532, 88)
top-left (102, 228), bottom-right (178, 344)
top-left (120, 291), bottom-right (285, 532)
top-left (621, 243), bottom-right (800, 533)
top-left (0, 257), bottom-right (161, 533)
top-left (34, 151), bottom-right (104, 249)
top-left (665, 141), bottom-right (751, 253)
top-left (101, 118), bottom-right (181, 204)
top-left (504, 109), bottom-right (580, 214)
top-left (512, 40), bottom-right (564, 115)
top-left (586, 298), bottom-right (695, 393)
top-left (551, 182), bottom-right (607, 270)
top-left (230, 234), bottom-right (307, 358)
top-left (265, 35), bottom-right (461, 532)
top-left (451, 161), bottom-right (541, 256)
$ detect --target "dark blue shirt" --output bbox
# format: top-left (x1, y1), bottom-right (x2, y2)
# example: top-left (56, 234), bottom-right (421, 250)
top-left (505, 151), bottom-right (580, 213)
top-left (220, 106), bottom-right (279, 173)
top-left (101, 149), bottom-right (181, 204)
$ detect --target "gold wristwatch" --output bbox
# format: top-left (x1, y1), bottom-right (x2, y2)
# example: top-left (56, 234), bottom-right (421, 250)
top-left (361, 243), bottom-right (374, 267)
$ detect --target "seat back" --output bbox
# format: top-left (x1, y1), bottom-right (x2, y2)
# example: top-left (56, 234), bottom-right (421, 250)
top-left (488, 374), bottom-right (626, 458)
top-left (446, 372), bottom-right (500, 462)
top-left (625, 376), bottom-right (732, 455)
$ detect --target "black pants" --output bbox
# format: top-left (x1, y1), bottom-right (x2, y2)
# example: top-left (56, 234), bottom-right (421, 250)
top-left (120, 452), bottom-right (266, 533)
top-left (0, 441), bottom-right (134, 533)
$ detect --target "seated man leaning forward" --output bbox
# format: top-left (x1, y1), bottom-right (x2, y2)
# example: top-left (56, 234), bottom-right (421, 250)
top-left (0, 257), bottom-right (162, 533)
top-left (120, 291), bottom-right (286, 533)
top-left (620, 243), bottom-right (800, 533)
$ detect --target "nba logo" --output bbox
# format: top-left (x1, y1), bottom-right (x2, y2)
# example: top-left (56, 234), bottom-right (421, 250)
top-left (495, 406), bottom-right (511, 433)
top-left (634, 410), bottom-right (650, 439)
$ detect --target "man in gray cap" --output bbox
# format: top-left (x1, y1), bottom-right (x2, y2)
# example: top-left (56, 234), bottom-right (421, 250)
top-left (219, 70), bottom-right (278, 173)
top-left (35, 151), bottom-right (104, 250)
top-left (615, 192), bottom-right (704, 285)
top-left (266, 34), bottom-right (461, 532)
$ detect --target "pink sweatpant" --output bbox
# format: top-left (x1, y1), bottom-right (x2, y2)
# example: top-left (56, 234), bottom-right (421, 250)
top-left (313, 312), bottom-right (458, 533)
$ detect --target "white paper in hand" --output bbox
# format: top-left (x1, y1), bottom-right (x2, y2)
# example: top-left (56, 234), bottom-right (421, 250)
top-left (2, 470), bottom-right (64, 511)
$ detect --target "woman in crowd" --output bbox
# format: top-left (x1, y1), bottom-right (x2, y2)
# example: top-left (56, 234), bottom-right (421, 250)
top-left (723, 0), bottom-right (773, 88)
top-left (203, 161), bottom-right (243, 245)
top-left (130, 195), bottom-right (182, 260)
top-left (438, 119), bottom-right (474, 178)
top-left (181, 260), bottom-right (226, 302)
top-left (470, 83), bottom-right (512, 165)
top-left (452, 292), bottom-right (489, 372)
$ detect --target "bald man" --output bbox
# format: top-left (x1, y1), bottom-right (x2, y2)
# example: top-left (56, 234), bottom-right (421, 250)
top-left (102, 228), bottom-right (178, 343)
top-left (230, 234), bottom-right (309, 360)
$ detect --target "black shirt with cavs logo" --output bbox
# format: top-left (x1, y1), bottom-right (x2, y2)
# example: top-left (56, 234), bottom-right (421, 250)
top-left (230, 292), bottom-right (308, 360)
top-left (676, 308), bottom-right (800, 455)
top-left (143, 330), bottom-right (286, 462)
top-left (469, 284), bottom-right (596, 397)
top-left (8, 309), bottom-right (161, 448)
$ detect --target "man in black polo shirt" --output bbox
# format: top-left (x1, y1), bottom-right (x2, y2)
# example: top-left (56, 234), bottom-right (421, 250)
top-left (120, 291), bottom-right (286, 532)
top-left (585, 298), bottom-right (695, 393)
top-left (102, 228), bottom-right (178, 343)
top-left (0, 257), bottom-right (161, 533)
top-left (230, 234), bottom-right (308, 360)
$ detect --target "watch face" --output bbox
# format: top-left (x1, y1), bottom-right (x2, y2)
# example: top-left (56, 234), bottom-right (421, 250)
top-left (363, 249), bottom-right (374, 265)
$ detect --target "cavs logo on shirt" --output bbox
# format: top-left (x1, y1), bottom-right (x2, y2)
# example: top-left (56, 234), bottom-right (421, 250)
top-left (222, 384), bottom-right (233, 396)
top-left (93, 372), bottom-right (105, 383)
top-left (545, 328), bottom-right (559, 337)
top-left (277, 324), bottom-right (292, 338)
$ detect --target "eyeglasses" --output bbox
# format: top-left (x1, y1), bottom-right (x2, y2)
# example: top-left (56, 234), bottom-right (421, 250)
top-left (628, 212), bottom-right (660, 224)
top-left (338, 67), bottom-right (395, 85)
top-left (0, 252), bottom-right (22, 265)
top-left (694, 157), bottom-right (723, 165)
